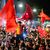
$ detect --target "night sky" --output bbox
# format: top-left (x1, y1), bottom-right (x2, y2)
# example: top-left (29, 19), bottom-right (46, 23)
top-left (26, 0), bottom-right (50, 17)
top-left (0, 0), bottom-right (50, 17)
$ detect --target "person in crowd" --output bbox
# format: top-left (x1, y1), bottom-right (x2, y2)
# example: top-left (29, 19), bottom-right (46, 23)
top-left (16, 21), bottom-right (24, 40)
top-left (1, 21), bottom-right (50, 50)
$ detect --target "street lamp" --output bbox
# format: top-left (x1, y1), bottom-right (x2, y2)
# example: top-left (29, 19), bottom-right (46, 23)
top-left (33, 8), bottom-right (37, 13)
top-left (18, 3), bottom-right (23, 8)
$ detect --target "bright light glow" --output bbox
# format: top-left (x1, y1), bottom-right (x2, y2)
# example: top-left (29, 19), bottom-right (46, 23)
top-left (45, 28), bottom-right (49, 32)
top-left (27, 20), bottom-right (31, 25)
top-left (2, 20), bottom-right (6, 27)
top-left (23, 33), bottom-right (26, 38)
top-left (4, 20), bottom-right (6, 24)
top-left (33, 8), bottom-right (37, 12)
top-left (18, 3), bottom-right (23, 8)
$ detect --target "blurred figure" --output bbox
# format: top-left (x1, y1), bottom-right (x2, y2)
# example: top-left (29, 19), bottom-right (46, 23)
top-left (16, 21), bottom-right (23, 40)
top-left (18, 40), bottom-right (25, 50)
top-left (22, 26), bottom-right (27, 40)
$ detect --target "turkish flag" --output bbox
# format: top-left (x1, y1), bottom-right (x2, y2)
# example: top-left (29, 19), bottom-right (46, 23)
top-left (22, 4), bottom-right (33, 20)
top-left (1, 0), bottom-right (14, 14)
top-left (39, 9), bottom-right (50, 23)
top-left (38, 26), bottom-right (47, 38)
top-left (5, 0), bottom-right (17, 32)
top-left (41, 17), bottom-right (45, 23)
top-left (6, 18), bottom-right (17, 32)
top-left (0, 0), bottom-right (17, 33)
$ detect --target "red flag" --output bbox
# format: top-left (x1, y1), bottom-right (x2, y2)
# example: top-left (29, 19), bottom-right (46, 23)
top-left (5, 5), bottom-right (15, 21)
top-left (38, 26), bottom-right (47, 38)
top-left (41, 17), bottom-right (45, 23)
top-left (22, 12), bottom-right (29, 20)
top-left (39, 9), bottom-right (50, 23)
top-left (1, 0), bottom-right (14, 14)
top-left (6, 18), bottom-right (17, 32)
top-left (0, 16), bottom-right (2, 26)
top-left (22, 4), bottom-right (33, 20)
top-left (0, 0), bottom-right (15, 21)
top-left (5, 0), bottom-right (17, 32)
top-left (0, 11), bottom-right (1, 16)
top-left (0, 11), bottom-right (3, 26)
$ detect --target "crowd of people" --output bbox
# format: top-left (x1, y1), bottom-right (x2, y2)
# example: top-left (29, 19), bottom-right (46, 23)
top-left (0, 21), bottom-right (50, 50)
